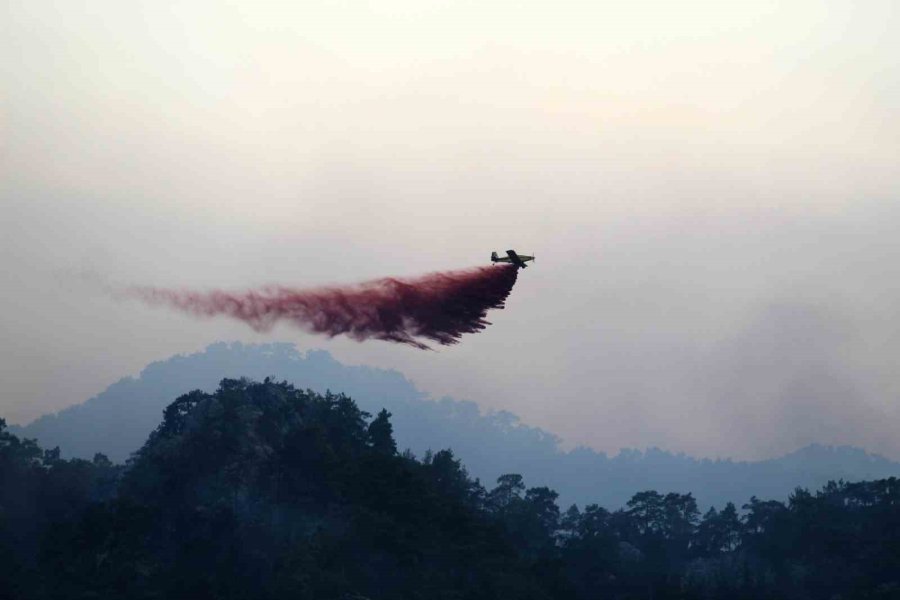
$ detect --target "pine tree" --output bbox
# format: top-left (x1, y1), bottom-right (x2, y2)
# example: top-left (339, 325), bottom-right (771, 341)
top-left (367, 408), bottom-right (397, 455)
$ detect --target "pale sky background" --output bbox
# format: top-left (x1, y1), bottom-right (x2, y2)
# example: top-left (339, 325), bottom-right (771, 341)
top-left (2, 0), bottom-right (899, 460)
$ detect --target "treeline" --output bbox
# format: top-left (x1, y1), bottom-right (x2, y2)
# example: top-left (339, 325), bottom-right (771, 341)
top-left (1, 379), bottom-right (899, 599)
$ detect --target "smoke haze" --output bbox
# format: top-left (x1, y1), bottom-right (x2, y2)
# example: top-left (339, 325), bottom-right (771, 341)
top-left (3, 0), bottom-right (899, 461)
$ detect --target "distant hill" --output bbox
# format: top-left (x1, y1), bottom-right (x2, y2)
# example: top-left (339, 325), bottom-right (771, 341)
top-left (10, 342), bottom-right (900, 509)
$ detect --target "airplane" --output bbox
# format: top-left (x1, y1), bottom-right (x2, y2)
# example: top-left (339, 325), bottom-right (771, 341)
top-left (491, 250), bottom-right (535, 268)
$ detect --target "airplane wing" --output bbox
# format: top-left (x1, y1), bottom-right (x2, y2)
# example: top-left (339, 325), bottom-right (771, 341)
top-left (505, 250), bottom-right (527, 268)
top-left (492, 250), bottom-right (533, 266)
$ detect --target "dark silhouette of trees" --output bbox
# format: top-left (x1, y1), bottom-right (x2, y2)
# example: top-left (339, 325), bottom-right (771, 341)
top-left (696, 502), bottom-right (742, 556)
top-left (367, 409), bottom-right (396, 455)
top-left (489, 473), bottom-right (526, 510)
top-left (3, 382), bottom-right (900, 599)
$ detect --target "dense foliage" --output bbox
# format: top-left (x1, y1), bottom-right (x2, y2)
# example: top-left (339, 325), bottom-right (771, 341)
top-left (2, 379), bottom-right (899, 599)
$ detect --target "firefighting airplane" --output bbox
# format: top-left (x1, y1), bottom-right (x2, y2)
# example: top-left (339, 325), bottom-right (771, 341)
top-left (490, 250), bottom-right (535, 268)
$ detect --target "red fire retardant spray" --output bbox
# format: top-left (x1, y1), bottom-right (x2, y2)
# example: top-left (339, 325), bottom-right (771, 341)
top-left (125, 265), bottom-right (519, 349)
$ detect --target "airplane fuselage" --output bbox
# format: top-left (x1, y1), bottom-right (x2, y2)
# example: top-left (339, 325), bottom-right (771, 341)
top-left (491, 250), bottom-right (534, 268)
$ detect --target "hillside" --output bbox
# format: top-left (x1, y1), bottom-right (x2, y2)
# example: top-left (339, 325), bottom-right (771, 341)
top-left (2, 381), bottom-right (556, 599)
top-left (11, 342), bottom-right (900, 509)
top-left (3, 380), bottom-right (899, 600)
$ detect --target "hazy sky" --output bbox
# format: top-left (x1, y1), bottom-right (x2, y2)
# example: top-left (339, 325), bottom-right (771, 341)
top-left (3, 0), bottom-right (899, 460)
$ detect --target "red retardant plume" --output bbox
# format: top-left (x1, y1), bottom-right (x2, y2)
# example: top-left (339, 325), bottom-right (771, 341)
top-left (126, 265), bottom-right (519, 349)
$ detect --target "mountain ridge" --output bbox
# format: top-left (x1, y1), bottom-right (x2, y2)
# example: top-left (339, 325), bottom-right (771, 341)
top-left (9, 342), bottom-right (899, 509)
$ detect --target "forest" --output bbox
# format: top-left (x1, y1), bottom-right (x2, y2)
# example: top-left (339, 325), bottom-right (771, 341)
top-left (2, 378), bottom-right (899, 599)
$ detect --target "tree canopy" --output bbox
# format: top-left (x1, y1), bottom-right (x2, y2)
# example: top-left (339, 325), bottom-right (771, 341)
top-left (2, 380), bottom-right (899, 599)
